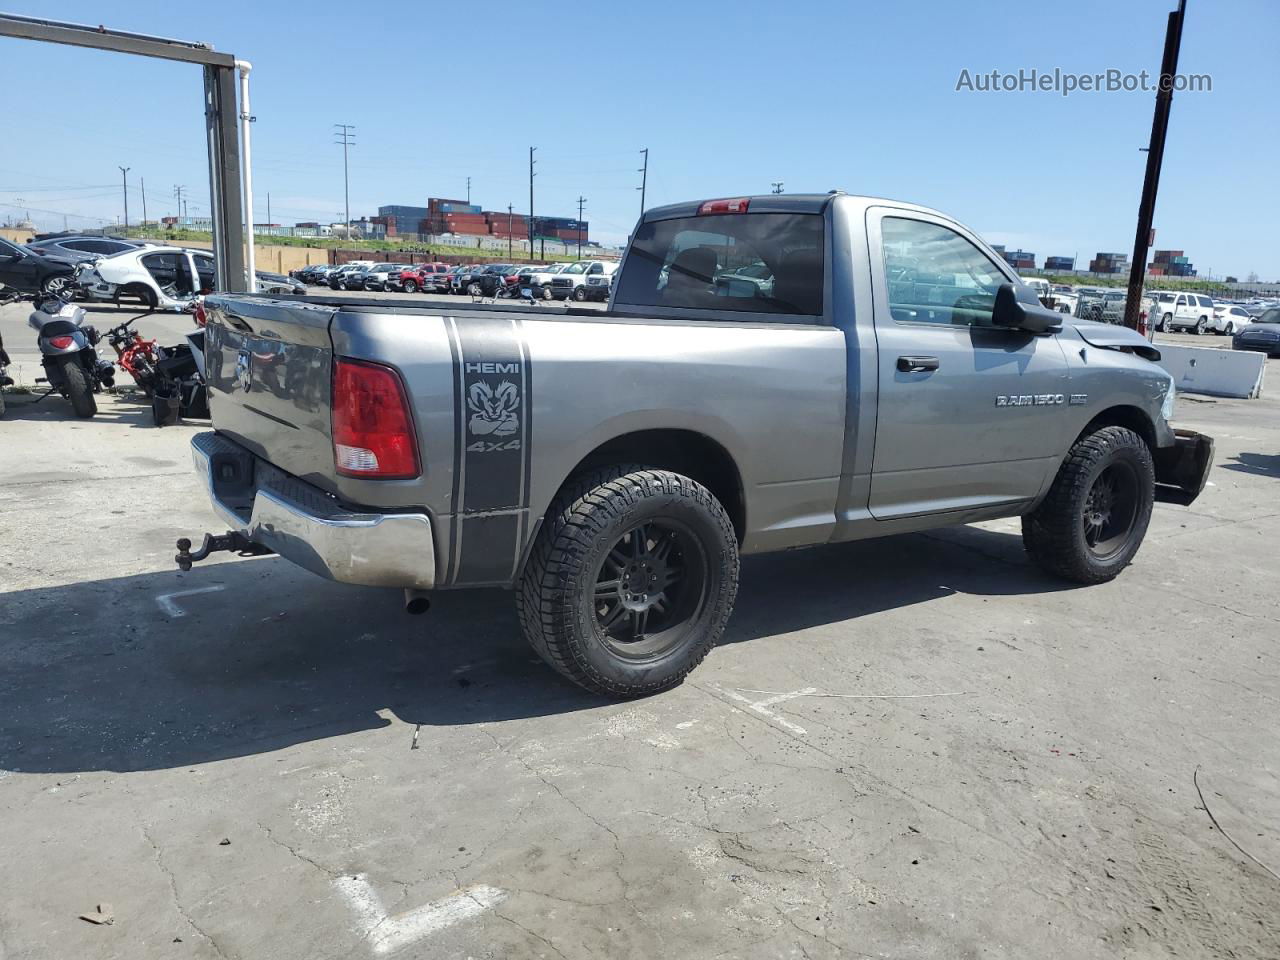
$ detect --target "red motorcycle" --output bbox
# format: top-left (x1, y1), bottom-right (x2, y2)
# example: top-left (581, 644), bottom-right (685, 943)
top-left (103, 315), bottom-right (160, 395)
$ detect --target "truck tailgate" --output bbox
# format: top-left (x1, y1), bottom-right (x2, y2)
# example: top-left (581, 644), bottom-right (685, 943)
top-left (203, 296), bottom-right (338, 490)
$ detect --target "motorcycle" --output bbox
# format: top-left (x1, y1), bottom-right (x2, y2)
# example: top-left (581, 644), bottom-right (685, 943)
top-left (103, 308), bottom-right (208, 426)
top-left (28, 293), bottom-right (114, 417)
top-left (0, 329), bottom-right (10, 418)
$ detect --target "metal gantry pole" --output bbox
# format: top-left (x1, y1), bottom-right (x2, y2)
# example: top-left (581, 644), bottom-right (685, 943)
top-left (577, 195), bottom-right (586, 259)
top-left (1123, 0), bottom-right (1187, 330)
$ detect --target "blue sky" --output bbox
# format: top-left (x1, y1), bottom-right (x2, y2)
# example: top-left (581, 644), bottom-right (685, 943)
top-left (1, 0), bottom-right (1274, 278)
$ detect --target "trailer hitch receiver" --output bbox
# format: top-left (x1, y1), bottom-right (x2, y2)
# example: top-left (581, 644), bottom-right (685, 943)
top-left (176, 531), bottom-right (274, 571)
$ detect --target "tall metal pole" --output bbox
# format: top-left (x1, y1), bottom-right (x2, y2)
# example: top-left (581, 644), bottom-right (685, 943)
top-left (267, 191), bottom-right (270, 226)
top-left (576, 195), bottom-right (586, 259)
top-left (528, 146), bottom-right (536, 261)
top-left (335, 123), bottom-right (355, 239)
top-left (1123, 0), bottom-right (1187, 331)
top-left (637, 147), bottom-right (648, 216)
top-left (507, 202), bottom-right (513, 259)
top-left (140, 176), bottom-right (147, 229)
top-left (466, 176), bottom-right (471, 205)
top-left (118, 166), bottom-right (130, 233)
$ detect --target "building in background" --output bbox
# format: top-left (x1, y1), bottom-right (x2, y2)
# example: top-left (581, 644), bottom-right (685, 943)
top-left (1044, 255), bottom-right (1075, 271)
top-left (1148, 249), bottom-right (1196, 277)
top-left (1089, 252), bottom-right (1130, 274)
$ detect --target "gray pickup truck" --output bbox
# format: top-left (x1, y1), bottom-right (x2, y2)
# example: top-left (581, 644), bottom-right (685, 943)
top-left (179, 192), bottom-right (1212, 698)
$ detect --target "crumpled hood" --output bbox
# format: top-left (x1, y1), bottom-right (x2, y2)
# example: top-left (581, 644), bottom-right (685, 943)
top-left (1064, 318), bottom-right (1161, 361)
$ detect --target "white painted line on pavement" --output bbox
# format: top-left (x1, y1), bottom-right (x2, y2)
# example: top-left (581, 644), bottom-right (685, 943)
top-left (711, 685), bottom-right (816, 736)
top-left (335, 874), bottom-right (506, 955)
top-left (155, 584), bottom-right (225, 618)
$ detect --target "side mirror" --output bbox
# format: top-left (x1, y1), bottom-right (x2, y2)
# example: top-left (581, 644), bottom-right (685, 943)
top-left (992, 282), bottom-right (1062, 334)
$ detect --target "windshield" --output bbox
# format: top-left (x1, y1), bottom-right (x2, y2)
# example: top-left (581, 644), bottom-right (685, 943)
top-left (615, 212), bottom-right (824, 315)
top-left (563, 262), bottom-right (590, 275)
top-left (1257, 308), bottom-right (1280, 324)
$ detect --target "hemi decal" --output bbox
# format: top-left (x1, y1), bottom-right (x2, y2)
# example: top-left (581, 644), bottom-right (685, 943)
top-left (447, 315), bottom-right (532, 585)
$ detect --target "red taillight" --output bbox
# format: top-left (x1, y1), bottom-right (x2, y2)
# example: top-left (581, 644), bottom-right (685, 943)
top-left (193, 302), bottom-right (208, 327)
top-left (331, 358), bottom-right (420, 479)
top-left (697, 197), bottom-right (751, 216)
top-left (49, 335), bottom-right (75, 349)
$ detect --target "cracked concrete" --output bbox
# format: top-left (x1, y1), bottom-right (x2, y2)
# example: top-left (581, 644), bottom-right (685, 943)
top-left (0, 302), bottom-right (1277, 959)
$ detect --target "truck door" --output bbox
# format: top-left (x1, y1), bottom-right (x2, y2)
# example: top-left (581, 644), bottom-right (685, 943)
top-left (865, 209), bottom-right (1071, 520)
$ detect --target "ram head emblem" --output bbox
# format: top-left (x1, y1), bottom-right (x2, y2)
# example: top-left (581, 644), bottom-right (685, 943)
top-left (467, 380), bottom-right (519, 437)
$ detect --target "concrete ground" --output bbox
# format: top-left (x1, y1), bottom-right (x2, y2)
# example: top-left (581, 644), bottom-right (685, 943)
top-left (1, 299), bottom-right (1277, 960)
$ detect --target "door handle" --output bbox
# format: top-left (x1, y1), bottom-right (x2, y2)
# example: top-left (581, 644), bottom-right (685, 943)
top-left (897, 355), bottom-right (939, 373)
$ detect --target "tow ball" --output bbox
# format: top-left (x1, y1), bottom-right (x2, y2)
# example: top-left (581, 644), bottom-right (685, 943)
top-left (175, 532), bottom-right (274, 571)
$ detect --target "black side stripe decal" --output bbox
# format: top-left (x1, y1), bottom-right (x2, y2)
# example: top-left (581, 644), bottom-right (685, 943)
top-left (448, 315), bottom-right (532, 586)
top-left (444, 317), bottom-right (464, 586)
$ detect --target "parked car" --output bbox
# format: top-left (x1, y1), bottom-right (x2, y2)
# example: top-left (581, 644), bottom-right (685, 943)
top-left (516, 262), bottom-right (568, 299)
top-left (359, 263), bottom-right (404, 292)
top-left (183, 191), bottom-right (1211, 699)
top-left (1154, 291), bottom-right (1215, 334)
top-left (463, 263), bottom-right (515, 297)
top-left (255, 271), bottom-right (306, 295)
top-left (446, 264), bottom-right (484, 294)
top-left (328, 262), bottom-right (375, 290)
top-left (0, 236), bottom-right (78, 297)
top-left (26, 234), bottom-right (148, 264)
top-left (395, 263), bottom-right (451, 293)
top-left (297, 264), bottom-right (335, 285)
top-left (1232, 307), bottom-right (1280, 356)
top-left (550, 260), bottom-right (618, 301)
top-left (1211, 302), bottom-right (1253, 336)
top-left (714, 262), bottom-right (774, 299)
top-left (75, 246), bottom-right (215, 309)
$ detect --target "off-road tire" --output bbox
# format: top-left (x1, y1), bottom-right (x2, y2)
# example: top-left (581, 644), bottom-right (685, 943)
top-left (516, 466), bottom-right (739, 698)
top-left (61, 358), bottom-right (97, 418)
top-left (1021, 426), bottom-right (1154, 584)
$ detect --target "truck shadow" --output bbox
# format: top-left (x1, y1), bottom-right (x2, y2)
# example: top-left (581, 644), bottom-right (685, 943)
top-left (1220, 452), bottom-right (1280, 478)
top-left (0, 526), bottom-right (1071, 775)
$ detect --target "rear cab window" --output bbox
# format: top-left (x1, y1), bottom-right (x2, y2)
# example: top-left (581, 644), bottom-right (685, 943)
top-left (615, 212), bottom-right (824, 316)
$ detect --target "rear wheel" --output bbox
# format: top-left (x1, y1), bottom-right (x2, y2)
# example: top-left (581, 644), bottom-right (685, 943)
top-left (517, 466), bottom-right (739, 698)
top-left (60, 357), bottom-right (97, 418)
top-left (1194, 317), bottom-right (1206, 335)
top-left (1222, 322), bottom-right (1233, 336)
top-left (541, 286), bottom-right (553, 300)
top-left (1021, 426), bottom-right (1153, 584)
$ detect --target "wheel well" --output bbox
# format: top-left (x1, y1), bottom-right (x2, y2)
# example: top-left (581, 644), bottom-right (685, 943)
top-left (1078, 405), bottom-right (1156, 453)
top-left (566, 429), bottom-right (746, 543)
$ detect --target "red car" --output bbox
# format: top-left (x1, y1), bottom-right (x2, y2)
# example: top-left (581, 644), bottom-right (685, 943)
top-left (396, 262), bottom-right (451, 294)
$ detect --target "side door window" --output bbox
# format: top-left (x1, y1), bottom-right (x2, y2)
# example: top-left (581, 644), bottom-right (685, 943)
top-left (1198, 296), bottom-right (1213, 310)
top-left (142, 252), bottom-right (180, 291)
top-left (193, 255), bottom-right (215, 293)
top-left (880, 217), bottom-right (1005, 326)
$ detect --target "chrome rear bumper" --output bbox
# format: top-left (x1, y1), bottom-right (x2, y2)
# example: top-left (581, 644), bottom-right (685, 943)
top-left (191, 432), bottom-right (436, 589)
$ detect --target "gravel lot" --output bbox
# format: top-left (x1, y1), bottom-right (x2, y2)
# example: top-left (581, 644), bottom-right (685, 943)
top-left (1, 297), bottom-right (1277, 960)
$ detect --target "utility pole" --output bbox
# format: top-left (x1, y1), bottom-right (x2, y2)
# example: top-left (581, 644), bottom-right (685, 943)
top-left (267, 191), bottom-right (271, 227)
top-left (466, 177), bottom-right (471, 205)
top-left (140, 176), bottom-right (147, 229)
top-left (118, 166), bottom-right (130, 234)
top-left (528, 146), bottom-right (537, 261)
top-left (507, 203), bottom-right (513, 259)
top-left (334, 123), bottom-right (356, 239)
top-left (1123, 0), bottom-right (1187, 331)
top-left (771, 181), bottom-right (784, 194)
top-left (576, 195), bottom-right (587, 259)
top-left (637, 147), bottom-right (648, 216)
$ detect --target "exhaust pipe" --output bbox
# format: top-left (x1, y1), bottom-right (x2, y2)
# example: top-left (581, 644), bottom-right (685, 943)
top-left (404, 589), bottom-right (432, 615)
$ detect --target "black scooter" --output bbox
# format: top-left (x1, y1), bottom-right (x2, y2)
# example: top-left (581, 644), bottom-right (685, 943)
top-left (28, 293), bottom-right (115, 417)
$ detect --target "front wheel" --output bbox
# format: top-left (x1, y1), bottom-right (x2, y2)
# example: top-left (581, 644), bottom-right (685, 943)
top-left (517, 466), bottom-right (739, 698)
top-left (466, 282), bottom-right (482, 296)
top-left (403, 279), bottom-right (418, 294)
top-left (572, 286), bottom-right (588, 302)
top-left (1223, 322), bottom-right (1234, 336)
top-left (1021, 426), bottom-right (1154, 584)
top-left (42, 274), bottom-right (75, 300)
top-left (60, 357), bottom-right (97, 418)
top-left (541, 286), bottom-right (553, 300)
